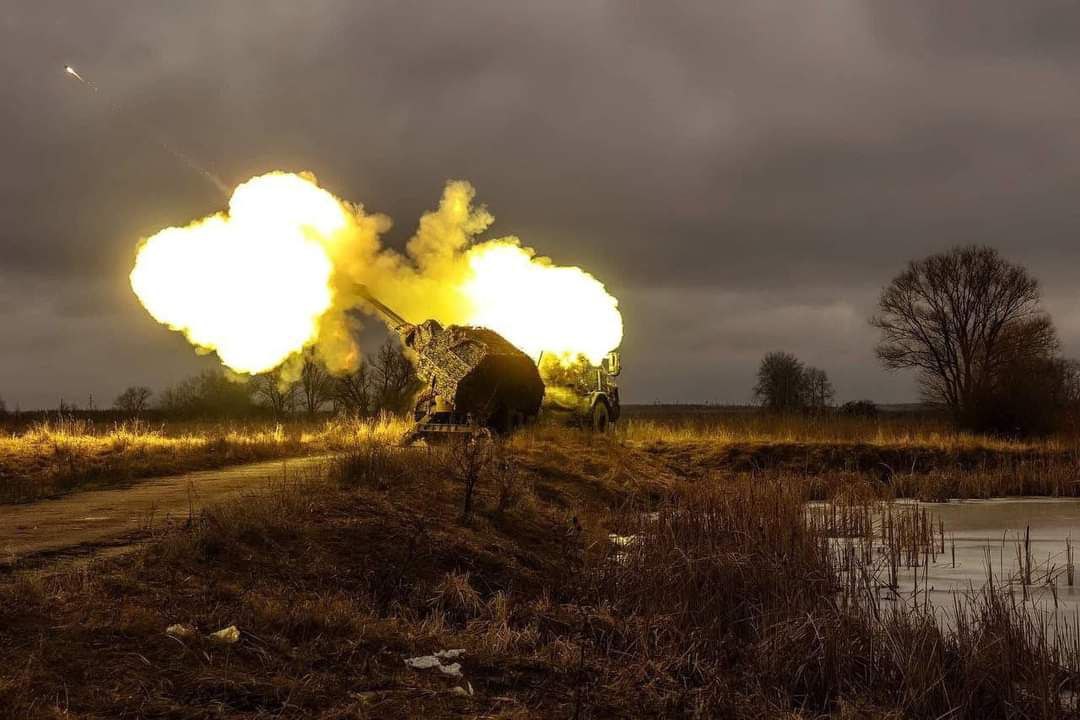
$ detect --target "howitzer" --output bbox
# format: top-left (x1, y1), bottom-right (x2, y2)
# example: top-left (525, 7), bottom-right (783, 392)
top-left (356, 285), bottom-right (545, 441)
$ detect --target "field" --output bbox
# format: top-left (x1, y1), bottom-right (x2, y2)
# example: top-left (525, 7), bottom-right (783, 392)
top-left (6, 407), bottom-right (1080, 506)
top-left (0, 415), bottom-right (408, 504)
top-left (619, 408), bottom-right (1080, 500)
top-left (4, 410), bottom-right (1080, 717)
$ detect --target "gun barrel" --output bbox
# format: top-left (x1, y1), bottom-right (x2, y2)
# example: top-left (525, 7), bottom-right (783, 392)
top-left (355, 285), bottom-right (409, 328)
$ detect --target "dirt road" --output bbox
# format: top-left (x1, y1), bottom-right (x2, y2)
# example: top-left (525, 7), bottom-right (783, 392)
top-left (0, 455), bottom-right (331, 569)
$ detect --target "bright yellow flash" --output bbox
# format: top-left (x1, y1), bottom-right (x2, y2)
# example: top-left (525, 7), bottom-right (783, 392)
top-left (130, 173), bottom-right (346, 374)
top-left (460, 241), bottom-right (623, 365)
top-left (130, 172), bottom-right (623, 376)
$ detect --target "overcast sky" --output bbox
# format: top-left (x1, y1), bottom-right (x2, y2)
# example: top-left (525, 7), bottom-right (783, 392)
top-left (4, 1), bottom-right (1080, 408)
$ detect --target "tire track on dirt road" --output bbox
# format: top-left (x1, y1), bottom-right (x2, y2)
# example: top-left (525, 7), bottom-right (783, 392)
top-left (0, 455), bottom-right (331, 570)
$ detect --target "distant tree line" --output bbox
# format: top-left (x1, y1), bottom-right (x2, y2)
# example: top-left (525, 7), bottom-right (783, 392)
top-left (108, 338), bottom-right (420, 420)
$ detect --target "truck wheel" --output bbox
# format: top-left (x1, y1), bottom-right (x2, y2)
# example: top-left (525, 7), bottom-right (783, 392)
top-left (591, 401), bottom-right (610, 433)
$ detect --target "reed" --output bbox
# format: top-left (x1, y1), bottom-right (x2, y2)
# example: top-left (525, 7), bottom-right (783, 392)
top-left (591, 480), bottom-right (1080, 716)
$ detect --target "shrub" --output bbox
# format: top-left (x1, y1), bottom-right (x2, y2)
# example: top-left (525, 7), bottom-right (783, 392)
top-left (840, 400), bottom-right (878, 418)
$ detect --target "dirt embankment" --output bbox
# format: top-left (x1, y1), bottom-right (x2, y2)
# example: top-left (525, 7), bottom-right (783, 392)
top-left (643, 440), bottom-right (1080, 477)
top-left (6, 432), bottom-right (1078, 573)
top-left (0, 436), bottom-right (677, 718)
top-left (2, 434), bottom-right (1073, 718)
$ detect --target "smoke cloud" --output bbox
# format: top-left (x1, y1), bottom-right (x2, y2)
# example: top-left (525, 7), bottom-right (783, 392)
top-left (130, 172), bottom-right (623, 377)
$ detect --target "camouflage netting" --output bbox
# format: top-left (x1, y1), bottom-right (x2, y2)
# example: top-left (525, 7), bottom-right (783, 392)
top-left (406, 320), bottom-right (545, 423)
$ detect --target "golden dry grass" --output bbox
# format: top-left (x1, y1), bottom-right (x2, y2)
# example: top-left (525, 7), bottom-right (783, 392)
top-left (0, 414), bottom-right (410, 503)
top-left (617, 410), bottom-right (1077, 451)
top-left (605, 410), bottom-right (1080, 501)
top-left (2, 431), bottom-right (1078, 717)
top-left (4, 408), bottom-right (1079, 507)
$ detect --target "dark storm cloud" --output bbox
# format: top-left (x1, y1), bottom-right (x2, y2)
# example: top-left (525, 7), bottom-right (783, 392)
top-left (871, 2), bottom-right (1080, 59)
top-left (3, 0), bottom-right (1080, 407)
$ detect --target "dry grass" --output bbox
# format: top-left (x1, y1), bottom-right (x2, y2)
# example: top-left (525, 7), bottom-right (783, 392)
top-left (586, 478), bottom-right (1080, 717)
top-left (0, 437), bottom-right (608, 717)
top-left (618, 407), bottom-right (1080, 450)
top-left (7, 408), bottom-right (1080, 507)
top-left (0, 414), bottom-right (409, 504)
top-left (3, 428), bottom-right (1080, 717)
top-left (608, 410), bottom-right (1080, 501)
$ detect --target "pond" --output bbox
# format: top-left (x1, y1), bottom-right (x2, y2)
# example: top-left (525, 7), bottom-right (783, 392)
top-left (820, 498), bottom-right (1080, 622)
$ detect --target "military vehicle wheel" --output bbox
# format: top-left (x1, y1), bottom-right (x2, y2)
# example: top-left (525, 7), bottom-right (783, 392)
top-left (591, 401), bottom-right (610, 433)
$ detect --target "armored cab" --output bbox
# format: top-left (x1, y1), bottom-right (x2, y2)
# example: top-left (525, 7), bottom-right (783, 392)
top-left (538, 351), bottom-right (622, 432)
top-left (357, 286), bottom-right (545, 441)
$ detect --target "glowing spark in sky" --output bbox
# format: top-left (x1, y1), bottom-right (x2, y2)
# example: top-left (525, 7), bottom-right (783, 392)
top-left (64, 65), bottom-right (94, 89)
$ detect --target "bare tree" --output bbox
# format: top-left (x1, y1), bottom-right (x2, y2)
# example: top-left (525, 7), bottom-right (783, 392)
top-left (871, 246), bottom-right (1056, 421)
top-left (299, 349), bottom-right (332, 417)
top-left (252, 371), bottom-right (297, 418)
top-left (114, 386), bottom-right (153, 415)
top-left (333, 360), bottom-right (373, 417)
top-left (753, 351), bottom-right (807, 411)
top-left (971, 353), bottom-right (1080, 435)
top-left (447, 436), bottom-right (494, 521)
top-left (157, 370), bottom-right (255, 418)
top-left (156, 383), bottom-right (193, 415)
top-left (802, 367), bottom-right (835, 410)
top-left (371, 339), bottom-right (420, 414)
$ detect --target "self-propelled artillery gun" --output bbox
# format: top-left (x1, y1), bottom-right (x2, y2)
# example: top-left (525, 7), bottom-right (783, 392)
top-left (356, 286), bottom-right (546, 442)
top-left (357, 286), bottom-right (621, 441)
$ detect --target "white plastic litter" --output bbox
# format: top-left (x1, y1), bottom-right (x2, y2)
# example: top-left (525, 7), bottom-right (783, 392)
top-left (404, 655), bottom-right (441, 670)
top-left (165, 623), bottom-right (196, 639)
top-left (208, 625), bottom-right (240, 644)
top-left (405, 649), bottom-right (467, 678)
top-left (437, 662), bottom-right (463, 678)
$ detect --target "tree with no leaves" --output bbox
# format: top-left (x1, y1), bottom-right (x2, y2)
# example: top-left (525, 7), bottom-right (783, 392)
top-left (447, 435), bottom-right (494, 521)
top-left (252, 370), bottom-right (297, 417)
top-left (157, 370), bottom-right (255, 418)
top-left (802, 367), bottom-right (835, 410)
top-left (871, 245), bottom-right (1056, 423)
top-left (371, 339), bottom-right (420, 415)
top-left (753, 353), bottom-right (835, 412)
top-left (333, 360), bottom-right (373, 418)
top-left (299, 349), bottom-right (332, 417)
top-left (754, 351), bottom-right (807, 412)
top-left (114, 386), bottom-right (153, 415)
top-left (974, 352), bottom-right (1080, 435)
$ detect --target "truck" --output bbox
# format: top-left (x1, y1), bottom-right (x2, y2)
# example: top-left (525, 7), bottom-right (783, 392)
top-left (356, 286), bottom-right (621, 441)
top-left (537, 350), bottom-right (622, 432)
